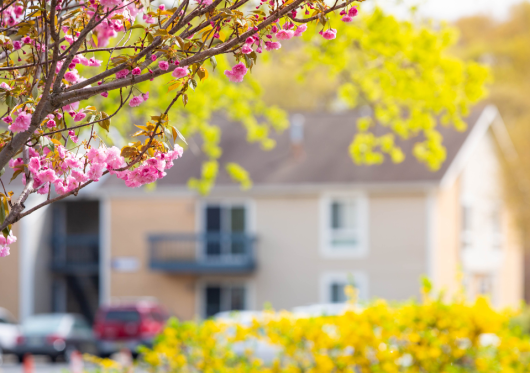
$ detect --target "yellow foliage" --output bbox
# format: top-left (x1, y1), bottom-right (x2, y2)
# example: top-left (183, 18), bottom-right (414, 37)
top-left (91, 290), bottom-right (530, 373)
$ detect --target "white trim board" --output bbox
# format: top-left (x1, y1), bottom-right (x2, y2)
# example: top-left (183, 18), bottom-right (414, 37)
top-left (440, 105), bottom-right (500, 189)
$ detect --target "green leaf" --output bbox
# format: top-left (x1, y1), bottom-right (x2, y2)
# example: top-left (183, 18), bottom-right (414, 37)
top-left (174, 126), bottom-right (187, 145)
top-left (9, 169), bottom-right (23, 183)
top-left (188, 79), bottom-right (197, 91)
top-left (210, 56), bottom-right (217, 71)
top-left (99, 112), bottom-right (111, 132)
top-left (31, 85), bottom-right (39, 99)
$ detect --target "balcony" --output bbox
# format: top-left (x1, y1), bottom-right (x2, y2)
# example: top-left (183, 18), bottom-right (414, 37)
top-left (148, 233), bottom-right (256, 274)
top-left (50, 234), bottom-right (100, 274)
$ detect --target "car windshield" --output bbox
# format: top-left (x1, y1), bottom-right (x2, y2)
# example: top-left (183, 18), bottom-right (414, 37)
top-left (22, 315), bottom-right (65, 335)
top-left (105, 310), bottom-right (140, 322)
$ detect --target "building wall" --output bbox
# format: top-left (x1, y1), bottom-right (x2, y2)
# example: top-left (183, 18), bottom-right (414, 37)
top-left (0, 225), bottom-right (19, 320)
top-left (108, 197), bottom-right (197, 319)
top-left (458, 130), bottom-right (523, 307)
top-left (252, 191), bottom-right (428, 311)
top-left (432, 177), bottom-right (462, 298)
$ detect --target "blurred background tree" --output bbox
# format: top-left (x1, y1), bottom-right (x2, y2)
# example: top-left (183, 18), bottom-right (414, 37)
top-left (453, 2), bottom-right (530, 296)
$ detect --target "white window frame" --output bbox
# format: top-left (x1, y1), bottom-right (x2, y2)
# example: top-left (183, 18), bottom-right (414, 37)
top-left (319, 192), bottom-right (368, 259)
top-left (319, 271), bottom-right (368, 303)
top-left (460, 195), bottom-right (474, 251)
top-left (195, 278), bottom-right (255, 319)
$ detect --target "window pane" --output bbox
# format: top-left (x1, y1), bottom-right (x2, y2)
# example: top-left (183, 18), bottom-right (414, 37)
top-left (205, 286), bottom-right (222, 317)
top-left (331, 202), bottom-right (341, 229)
top-left (331, 283), bottom-right (346, 303)
top-left (343, 201), bottom-right (356, 229)
top-left (206, 206), bottom-right (222, 256)
top-left (231, 207), bottom-right (246, 255)
top-left (231, 207), bottom-right (246, 233)
top-left (229, 286), bottom-right (246, 311)
top-left (331, 200), bottom-right (356, 230)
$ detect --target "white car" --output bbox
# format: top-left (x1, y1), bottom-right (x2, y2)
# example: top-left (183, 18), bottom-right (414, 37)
top-left (0, 307), bottom-right (19, 355)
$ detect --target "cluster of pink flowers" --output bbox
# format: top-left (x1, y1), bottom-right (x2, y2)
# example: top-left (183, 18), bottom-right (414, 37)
top-left (129, 92), bottom-right (149, 107)
top-left (3, 109), bottom-right (32, 133)
top-left (2, 5), bottom-right (23, 27)
top-left (0, 233), bottom-right (16, 257)
top-left (224, 23), bottom-right (308, 83)
top-left (224, 63), bottom-right (248, 83)
top-left (340, 7), bottom-right (358, 23)
top-left (112, 144), bottom-right (184, 187)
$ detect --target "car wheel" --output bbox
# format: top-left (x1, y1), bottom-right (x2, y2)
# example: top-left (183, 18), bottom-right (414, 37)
top-left (64, 345), bottom-right (77, 363)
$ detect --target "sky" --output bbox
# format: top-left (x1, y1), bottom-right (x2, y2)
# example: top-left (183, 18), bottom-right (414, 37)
top-left (377, 0), bottom-right (526, 21)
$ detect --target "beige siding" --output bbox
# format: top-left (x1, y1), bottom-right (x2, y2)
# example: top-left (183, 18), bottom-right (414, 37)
top-left (109, 197), bottom-right (197, 319)
top-left (252, 193), bottom-right (428, 311)
top-left (432, 177), bottom-right (462, 298)
top-left (0, 225), bottom-right (19, 319)
top-left (497, 207), bottom-right (523, 307)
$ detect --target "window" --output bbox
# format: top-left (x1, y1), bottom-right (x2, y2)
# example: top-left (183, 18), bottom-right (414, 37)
top-left (461, 201), bottom-right (473, 250)
top-left (320, 194), bottom-right (368, 258)
top-left (203, 284), bottom-right (247, 318)
top-left (491, 203), bottom-right (503, 249)
top-left (320, 272), bottom-right (368, 303)
top-left (204, 204), bottom-right (248, 259)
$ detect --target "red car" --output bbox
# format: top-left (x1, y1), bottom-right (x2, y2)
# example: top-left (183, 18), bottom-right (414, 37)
top-left (93, 299), bottom-right (168, 357)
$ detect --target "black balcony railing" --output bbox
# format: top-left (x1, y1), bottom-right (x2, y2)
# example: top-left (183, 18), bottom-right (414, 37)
top-left (148, 233), bottom-right (256, 273)
top-left (51, 234), bottom-right (100, 274)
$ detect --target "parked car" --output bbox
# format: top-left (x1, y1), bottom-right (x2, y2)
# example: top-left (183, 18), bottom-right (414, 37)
top-left (0, 307), bottom-right (19, 355)
top-left (93, 299), bottom-right (168, 357)
top-left (14, 313), bottom-right (96, 362)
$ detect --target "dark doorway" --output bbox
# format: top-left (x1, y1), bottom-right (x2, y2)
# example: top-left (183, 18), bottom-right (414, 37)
top-left (51, 200), bottom-right (100, 323)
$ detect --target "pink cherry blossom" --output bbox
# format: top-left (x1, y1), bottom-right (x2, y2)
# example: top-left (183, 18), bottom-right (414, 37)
top-left (0, 233), bottom-right (17, 257)
top-left (0, 83), bottom-right (10, 91)
top-left (101, 92), bottom-right (109, 98)
top-left (159, 61), bottom-right (169, 70)
top-left (348, 7), bottom-right (358, 17)
top-left (341, 15), bottom-right (354, 23)
top-left (131, 67), bottom-right (141, 75)
top-left (322, 29), bottom-right (337, 40)
top-left (13, 41), bottom-right (21, 50)
top-left (36, 182), bottom-right (49, 195)
top-left (265, 41), bottom-right (281, 51)
top-left (129, 95), bottom-right (144, 107)
top-left (68, 130), bottom-right (79, 143)
top-left (8, 158), bottom-right (23, 169)
top-left (172, 67), bottom-right (188, 79)
top-left (47, 120), bottom-right (56, 128)
top-left (116, 69), bottom-right (130, 79)
top-left (2, 116), bottom-right (12, 124)
top-left (142, 92), bottom-right (149, 101)
top-left (72, 170), bottom-right (89, 183)
top-left (37, 169), bottom-right (57, 183)
top-left (73, 112), bottom-right (86, 122)
top-left (276, 29), bottom-right (294, 40)
top-left (294, 24), bottom-right (307, 37)
top-left (241, 44), bottom-right (253, 54)
top-left (64, 69), bottom-right (80, 83)
top-left (28, 157), bottom-right (40, 174)
top-left (54, 179), bottom-right (68, 195)
top-left (151, 55), bottom-right (158, 61)
top-left (88, 148), bottom-right (107, 163)
top-left (224, 63), bottom-right (248, 83)
top-left (87, 162), bottom-right (105, 181)
top-left (9, 111), bottom-right (32, 133)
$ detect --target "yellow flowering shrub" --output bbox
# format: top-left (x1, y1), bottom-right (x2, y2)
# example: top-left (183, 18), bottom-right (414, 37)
top-left (93, 288), bottom-right (530, 373)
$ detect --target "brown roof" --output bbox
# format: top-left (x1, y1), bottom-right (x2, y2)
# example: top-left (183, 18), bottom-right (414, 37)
top-left (102, 107), bottom-right (487, 189)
